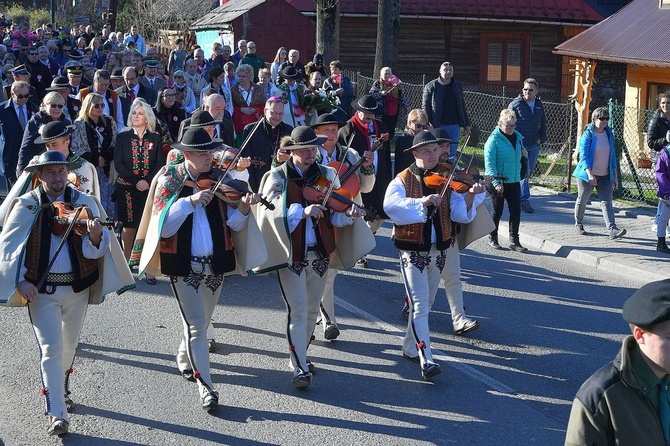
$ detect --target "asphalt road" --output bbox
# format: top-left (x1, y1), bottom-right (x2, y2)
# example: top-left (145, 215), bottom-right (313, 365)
top-left (0, 223), bottom-right (645, 446)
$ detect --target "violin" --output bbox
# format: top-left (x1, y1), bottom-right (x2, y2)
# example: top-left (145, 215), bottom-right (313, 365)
top-left (191, 168), bottom-right (275, 210)
top-left (423, 164), bottom-right (507, 193)
top-left (301, 172), bottom-right (375, 218)
top-left (47, 202), bottom-right (121, 236)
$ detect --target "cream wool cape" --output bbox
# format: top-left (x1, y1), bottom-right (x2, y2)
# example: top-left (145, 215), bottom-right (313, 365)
top-left (0, 186), bottom-right (135, 306)
top-left (134, 163), bottom-right (267, 279)
top-left (252, 162), bottom-right (376, 275)
top-left (456, 202), bottom-right (495, 250)
top-left (0, 153), bottom-right (99, 230)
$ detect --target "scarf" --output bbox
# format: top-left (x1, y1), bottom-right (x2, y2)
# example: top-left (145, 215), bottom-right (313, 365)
top-left (351, 113), bottom-right (376, 151)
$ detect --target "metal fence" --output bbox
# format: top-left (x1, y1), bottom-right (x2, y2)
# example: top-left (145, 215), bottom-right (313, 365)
top-left (344, 69), bottom-right (659, 205)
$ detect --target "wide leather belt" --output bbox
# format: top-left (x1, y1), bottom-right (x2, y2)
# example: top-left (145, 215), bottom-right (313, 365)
top-left (46, 272), bottom-right (75, 285)
top-left (191, 255), bottom-right (213, 264)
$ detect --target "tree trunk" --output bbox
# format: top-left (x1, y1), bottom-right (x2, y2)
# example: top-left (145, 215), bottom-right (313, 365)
top-left (374, 0), bottom-right (400, 77)
top-left (314, 0), bottom-right (340, 64)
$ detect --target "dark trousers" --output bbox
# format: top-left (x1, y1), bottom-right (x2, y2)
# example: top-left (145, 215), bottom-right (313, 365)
top-left (490, 182), bottom-right (521, 239)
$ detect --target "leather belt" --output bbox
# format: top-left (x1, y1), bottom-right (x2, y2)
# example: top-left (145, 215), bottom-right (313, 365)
top-left (306, 245), bottom-right (318, 252)
top-left (191, 255), bottom-right (213, 264)
top-left (46, 272), bottom-right (75, 285)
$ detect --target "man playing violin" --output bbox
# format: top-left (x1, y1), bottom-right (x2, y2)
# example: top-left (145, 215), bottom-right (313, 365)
top-left (0, 150), bottom-right (133, 436)
top-left (134, 127), bottom-right (266, 411)
top-left (0, 121), bottom-right (101, 223)
top-left (383, 131), bottom-right (486, 380)
top-left (339, 95), bottom-right (390, 267)
top-left (253, 126), bottom-right (374, 388)
top-left (312, 113), bottom-right (375, 340)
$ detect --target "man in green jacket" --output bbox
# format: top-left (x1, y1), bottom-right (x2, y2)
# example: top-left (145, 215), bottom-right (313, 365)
top-left (565, 279), bottom-right (670, 445)
top-left (240, 41), bottom-right (265, 83)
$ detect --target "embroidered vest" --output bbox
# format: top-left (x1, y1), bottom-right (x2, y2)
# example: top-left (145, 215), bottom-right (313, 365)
top-left (23, 189), bottom-right (99, 293)
top-left (392, 167), bottom-right (452, 251)
top-left (285, 164), bottom-right (336, 262)
top-left (159, 186), bottom-right (236, 276)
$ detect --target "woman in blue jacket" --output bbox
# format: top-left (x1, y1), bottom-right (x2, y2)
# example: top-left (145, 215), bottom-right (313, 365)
top-left (572, 106), bottom-right (626, 239)
top-left (484, 109), bottom-right (527, 252)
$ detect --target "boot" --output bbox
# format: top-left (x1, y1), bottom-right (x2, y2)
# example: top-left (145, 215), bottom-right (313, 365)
top-left (488, 234), bottom-right (502, 250)
top-left (657, 237), bottom-right (670, 254)
top-left (509, 236), bottom-right (528, 253)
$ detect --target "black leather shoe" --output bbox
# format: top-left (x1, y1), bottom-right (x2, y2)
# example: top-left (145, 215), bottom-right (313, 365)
top-left (454, 319), bottom-right (480, 336)
top-left (292, 371), bottom-right (312, 389)
top-left (488, 238), bottom-right (502, 250)
top-left (307, 361), bottom-right (316, 374)
top-left (201, 390), bottom-right (219, 411)
top-left (422, 363), bottom-right (441, 380)
top-left (180, 369), bottom-right (196, 382)
top-left (47, 418), bottom-right (69, 436)
top-left (324, 323), bottom-right (340, 340)
top-left (208, 339), bottom-right (217, 353)
top-left (509, 243), bottom-right (528, 253)
top-left (65, 395), bottom-right (75, 413)
top-left (403, 353), bottom-right (420, 363)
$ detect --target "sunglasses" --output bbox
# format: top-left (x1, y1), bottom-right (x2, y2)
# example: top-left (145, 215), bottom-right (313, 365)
top-left (163, 93), bottom-right (176, 98)
top-left (49, 103), bottom-right (64, 108)
top-left (413, 123), bottom-right (428, 129)
top-left (597, 116), bottom-right (609, 121)
top-left (173, 75), bottom-right (183, 79)
top-left (92, 103), bottom-right (104, 109)
top-left (523, 88), bottom-right (535, 92)
top-left (15, 93), bottom-right (30, 99)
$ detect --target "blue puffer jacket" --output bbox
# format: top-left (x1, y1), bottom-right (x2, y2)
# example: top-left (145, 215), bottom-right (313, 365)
top-left (572, 124), bottom-right (617, 182)
top-left (484, 127), bottom-right (523, 186)
top-left (508, 95), bottom-right (547, 146)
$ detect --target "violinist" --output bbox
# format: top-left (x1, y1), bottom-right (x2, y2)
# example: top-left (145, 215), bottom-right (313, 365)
top-left (133, 127), bottom-right (266, 412)
top-left (383, 131), bottom-right (486, 381)
top-left (0, 121), bottom-right (100, 228)
top-left (312, 113), bottom-right (375, 340)
top-left (253, 126), bottom-right (372, 389)
top-left (0, 150), bottom-right (133, 437)
top-left (338, 95), bottom-right (390, 267)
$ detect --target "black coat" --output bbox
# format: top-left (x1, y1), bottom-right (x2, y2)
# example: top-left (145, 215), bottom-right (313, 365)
top-left (422, 77), bottom-right (470, 129)
top-left (0, 99), bottom-right (38, 182)
top-left (242, 118), bottom-right (292, 192)
top-left (16, 111), bottom-right (69, 176)
top-left (338, 118), bottom-right (390, 219)
top-left (115, 84), bottom-right (158, 123)
top-left (647, 111), bottom-right (670, 152)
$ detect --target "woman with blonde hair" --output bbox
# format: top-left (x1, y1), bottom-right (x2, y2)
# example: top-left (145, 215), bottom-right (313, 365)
top-left (114, 98), bottom-right (166, 282)
top-left (394, 109), bottom-right (430, 174)
top-left (231, 63), bottom-right (265, 134)
top-left (72, 93), bottom-right (118, 215)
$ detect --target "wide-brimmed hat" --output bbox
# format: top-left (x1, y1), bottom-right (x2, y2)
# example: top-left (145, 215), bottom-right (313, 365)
top-left (46, 76), bottom-right (70, 91)
top-left (403, 130), bottom-right (441, 153)
top-left (34, 121), bottom-right (75, 144)
top-left (311, 113), bottom-right (345, 129)
top-left (351, 95), bottom-right (384, 115)
top-left (430, 127), bottom-right (451, 145)
top-left (189, 110), bottom-right (222, 127)
top-left (281, 126), bottom-right (327, 151)
top-left (24, 150), bottom-right (79, 173)
top-left (68, 49), bottom-right (84, 60)
top-left (11, 64), bottom-right (29, 76)
top-left (110, 67), bottom-right (124, 79)
top-left (280, 65), bottom-right (298, 80)
top-left (171, 127), bottom-right (223, 152)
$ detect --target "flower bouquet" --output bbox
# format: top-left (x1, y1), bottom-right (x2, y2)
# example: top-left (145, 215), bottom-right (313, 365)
top-left (301, 88), bottom-right (336, 114)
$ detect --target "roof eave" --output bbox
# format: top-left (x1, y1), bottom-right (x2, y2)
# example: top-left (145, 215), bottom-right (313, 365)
top-left (552, 49), bottom-right (670, 68)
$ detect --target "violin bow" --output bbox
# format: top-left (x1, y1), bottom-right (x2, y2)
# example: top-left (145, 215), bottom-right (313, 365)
top-left (212, 116), bottom-right (264, 193)
top-left (35, 204), bottom-right (84, 292)
top-left (428, 133), bottom-right (470, 220)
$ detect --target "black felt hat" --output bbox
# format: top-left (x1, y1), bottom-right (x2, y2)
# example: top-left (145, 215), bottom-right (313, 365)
top-left (404, 130), bottom-right (441, 153)
top-left (11, 64), bottom-right (29, 76)
top-left (280, 65), bottom-right (298, 80)
top-left (281, 126), bottom-right (327, 150)
top-left (68, 49), bottom-right (84, 60)
top-left (46, 76), bottom-right (70, 91)
top-left (351, 95), bottom-right (384, 115)
top-left (189, 110), bottom-right (222, 127)
top-left (430, 127), bottom-right (451, 145)
top-left (171, 127), bottom-right (223, 152)
top-left (34, 121), bottom-right (75, 145)
top-left (24, 150), bottom-right (78, 172)
top-left (110, 67), bottom-right (124, 79)
top-left (622, 279), bottom-right (670, 327)
top-left (311, 113), bottom-right (345, 129)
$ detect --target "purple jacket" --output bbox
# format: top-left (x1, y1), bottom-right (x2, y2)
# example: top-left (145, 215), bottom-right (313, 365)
top-left (656, 148), bottom-right (670, 198)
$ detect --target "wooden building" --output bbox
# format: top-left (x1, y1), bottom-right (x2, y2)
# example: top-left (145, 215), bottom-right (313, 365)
top-left (290, 0), bottom-right (630, 95)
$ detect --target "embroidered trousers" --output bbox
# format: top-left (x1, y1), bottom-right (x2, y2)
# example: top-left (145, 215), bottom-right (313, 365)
top-left (277, 251), bottom-right (328, 374)
top-left (319, 268), bottom-right (338, 328)
top-left (399, 245), bottom-right (445, 366)
top-left (172, 263), bottom-right (223, 398)
top-left (28, 286), bottom-right (89, 421)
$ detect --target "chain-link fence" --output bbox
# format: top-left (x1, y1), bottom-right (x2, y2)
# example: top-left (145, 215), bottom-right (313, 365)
top-left (343, 69), bottom-right (660, 205)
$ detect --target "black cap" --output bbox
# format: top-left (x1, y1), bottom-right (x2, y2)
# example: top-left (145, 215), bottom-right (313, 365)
top-left (622, 279), bottom-right (670, 327)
